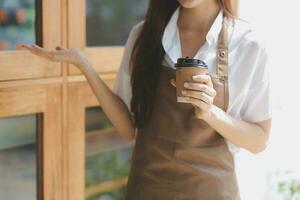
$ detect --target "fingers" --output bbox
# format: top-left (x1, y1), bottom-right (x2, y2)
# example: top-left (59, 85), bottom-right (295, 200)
top-left (33, 44), bottom-right (55, 60)
top-left (19, 44), bottom-right (43, 53)
top-left (19, 44), bottom-right (43, 57)
top-left (183, 82), bottom-right (216, 97)
top-left (19, 44), bottom-right (33, 51)
top-left (192, 74), bottom-right (213, 87)
top-left (182, 90), bottom-right (213, 105)
top-left (186, 96), bottom-right (210, 110)
top-left (32, 44), bottom-right (53, 56)
top-left (32, 44), bottom-right (44, 51)
top-left (19, 44), bottom-right (55, 60)
top-left (181, 79), bottom-right (216, 108)
top-left (20, 44), bottom-right (65, 53)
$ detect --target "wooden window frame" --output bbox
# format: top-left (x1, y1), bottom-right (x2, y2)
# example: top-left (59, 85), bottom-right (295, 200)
top-left (0, 84), bottom-right (63, 200)
top-left (66, 1), bottom-right (133, 199)
top-left (0, 0), bottom-right (62, 81)
top-left (0, 0), bottom-right (65, 199)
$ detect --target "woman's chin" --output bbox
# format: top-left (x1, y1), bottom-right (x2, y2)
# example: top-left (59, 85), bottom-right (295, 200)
top-left (177, 0), bottom-right (204, 9)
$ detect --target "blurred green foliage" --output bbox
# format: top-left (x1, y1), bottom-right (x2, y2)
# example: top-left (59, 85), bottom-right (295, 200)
top-left (86, 148), bottom-right (133, 200)
top-left (88, 187), bottom-right (126, 200)
top-left (85, 106), bottom-right (133, 200)
top-left (0, 0), bottom-right (36, 50)
top-left (85, 107), bottom-right (114, 132)
top-left (86, 148), bottom-right (132, 185)
top-left (277, 170), bottom-right (300, 200)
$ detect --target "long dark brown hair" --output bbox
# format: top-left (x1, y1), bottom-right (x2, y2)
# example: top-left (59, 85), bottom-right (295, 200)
top-left (130, 0), bottom-right (235, 128)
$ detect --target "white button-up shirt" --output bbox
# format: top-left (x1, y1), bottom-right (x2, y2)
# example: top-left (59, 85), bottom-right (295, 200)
top-left (112, 6), bottom-right (272, 154)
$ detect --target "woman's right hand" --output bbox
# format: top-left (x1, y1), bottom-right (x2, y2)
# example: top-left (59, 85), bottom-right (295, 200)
top-left (19, 44), bottom-right (88, 67)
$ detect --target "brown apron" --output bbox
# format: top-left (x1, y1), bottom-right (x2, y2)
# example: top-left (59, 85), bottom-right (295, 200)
top-left (123, 16), bottom-right (241, 200)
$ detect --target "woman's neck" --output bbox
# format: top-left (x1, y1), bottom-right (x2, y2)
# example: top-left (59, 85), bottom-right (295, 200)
top-left (177, 1), bottom-right (221, 32)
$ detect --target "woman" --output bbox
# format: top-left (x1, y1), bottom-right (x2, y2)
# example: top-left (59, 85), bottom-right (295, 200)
top-left (21, 0), bottom-right (272, 199)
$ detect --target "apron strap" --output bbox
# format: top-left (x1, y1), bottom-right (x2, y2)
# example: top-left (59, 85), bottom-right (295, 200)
top-left (216, 15), bottom-right (229, 111)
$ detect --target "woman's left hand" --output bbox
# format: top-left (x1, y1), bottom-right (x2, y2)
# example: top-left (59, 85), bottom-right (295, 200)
top-left (170, 74), bottom-right (216, 119)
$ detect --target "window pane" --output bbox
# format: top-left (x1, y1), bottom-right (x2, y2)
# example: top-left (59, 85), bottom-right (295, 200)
top-left (87, 187), bottom-right (126, 200)
top-left (86, 0), bottom-right (148, 46)
top-left (85, 106), bottom-right (133, 200)
top-left (85, 106), bottom-right (113, 132)
top-left (0, 0), bottom-right (36, 51)
top-left (0, 114), bottom-right (38, 199)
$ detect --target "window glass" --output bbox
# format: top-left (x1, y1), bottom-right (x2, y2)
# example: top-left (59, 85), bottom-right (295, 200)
top-left (85, 106), bottom-right (133, 200)
top-left (0, 114), bottom-right (38, 199)
top-left (0, 0), bottom-right (36, 50)
top-left (86, 0), bottom-right (148, 46)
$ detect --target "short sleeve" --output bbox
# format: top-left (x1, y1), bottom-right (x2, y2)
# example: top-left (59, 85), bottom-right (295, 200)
top-left (225, 47), bottom-right (272, 155)
top-left (239, 47), bottom-right (273, 122)
top-left (112, 21), bottom-right (144, 111)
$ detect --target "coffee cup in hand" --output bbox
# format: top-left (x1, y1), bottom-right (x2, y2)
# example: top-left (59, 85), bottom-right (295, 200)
top-left (175, 57), bottom-right (208, 103)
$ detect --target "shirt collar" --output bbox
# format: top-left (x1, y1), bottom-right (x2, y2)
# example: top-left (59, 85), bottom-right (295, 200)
top-left (162, 6), bottom-right (224, 63)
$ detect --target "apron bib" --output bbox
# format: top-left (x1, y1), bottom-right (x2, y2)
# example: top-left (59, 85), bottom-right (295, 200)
top-left (123, 16), bottom-right (241, 200)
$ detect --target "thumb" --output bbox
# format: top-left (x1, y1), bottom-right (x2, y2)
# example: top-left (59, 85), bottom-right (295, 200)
top-left (170, 78), bottom-right (176, 88)
top-left (55, 46), bottom-right (66, 51)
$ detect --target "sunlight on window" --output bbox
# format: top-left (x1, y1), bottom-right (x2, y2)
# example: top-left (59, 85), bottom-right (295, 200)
top-left (236, 1), bottom-right (300, 200)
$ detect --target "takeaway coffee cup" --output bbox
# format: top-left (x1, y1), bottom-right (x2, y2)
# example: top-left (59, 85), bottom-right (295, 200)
top-left (175, 57), bottom-right (208, 103)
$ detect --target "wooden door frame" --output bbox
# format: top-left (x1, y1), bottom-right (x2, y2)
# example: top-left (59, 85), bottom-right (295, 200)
top-left (0, 84), bottom-right (63, 200)
top-left (66, 73), bottom-right (117, 200)
top-left (0, 0), bottom-right (65, 199)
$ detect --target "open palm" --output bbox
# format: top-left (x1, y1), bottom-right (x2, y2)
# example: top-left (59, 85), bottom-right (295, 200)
top-left (20, 44), bottom-right (86, 66)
